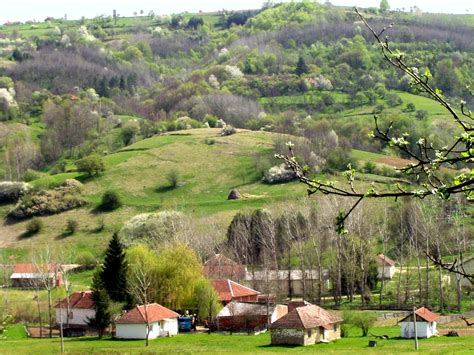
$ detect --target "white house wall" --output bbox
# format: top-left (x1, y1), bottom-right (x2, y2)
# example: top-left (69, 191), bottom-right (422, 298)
top-left (55, 308), bottom-right (96, 327)
top-left (116, 322), bottom-right (161, 339)
top-left (400, 321), bottom-right (437, 338)
top-left (162, 318), bottom-right (178, 336)
top-left (377, 265), bottom-right (395, 279)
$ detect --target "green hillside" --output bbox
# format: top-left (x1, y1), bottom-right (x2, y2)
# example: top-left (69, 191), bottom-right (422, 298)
top-left (0, 129), bottom-right (311, 254)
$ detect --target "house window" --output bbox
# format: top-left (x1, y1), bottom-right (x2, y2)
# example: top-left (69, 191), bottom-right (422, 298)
top-left (149, 324), bottom-right (154, 331)
top-left (308, 330), bottom-right (312, 337)
top-left (334, 324), bottom-right (337, 332)
top-left (68, 312), bottom-right (73, 319)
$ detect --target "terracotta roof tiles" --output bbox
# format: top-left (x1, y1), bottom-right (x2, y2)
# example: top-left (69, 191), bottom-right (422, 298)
top-left (116, 303), bottom-right (179, 324)
top-left (270, 305), bottom-right (342, 330)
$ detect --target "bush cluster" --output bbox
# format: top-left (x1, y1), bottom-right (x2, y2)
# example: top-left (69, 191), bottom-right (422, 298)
top-left (0, 181), bottom-right (32, 203)
top-left (8, 179), bottom-right (85, 219)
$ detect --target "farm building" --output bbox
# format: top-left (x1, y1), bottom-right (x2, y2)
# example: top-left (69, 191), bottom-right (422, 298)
top-left (10, 263), bottom-right (62, 288)
top-left (270, 304), bottom-right (342, 346)
top-left (377, 254), bottom-right (396, 280)
top-left (399, 307), bottom-right (439, 339)
top-left (211, 279), bottom-right (261, 305)
top-left (245, 269), bottom-right (330, 298)
top-left (115, 303), bottom-right (179, 339)
top-left (459, 255), bottom-right (474, 287)
top-left (203, 254), bottom-right (246, 281)
top-left (55, 291), bottom-right (95, 328)
top-left (216, 301), bottom-right (288, 333)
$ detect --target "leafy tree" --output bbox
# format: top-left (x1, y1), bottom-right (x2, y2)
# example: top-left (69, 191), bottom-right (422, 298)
top-left (166, 170), bottom-right (180, 188)
top-left (379, 0), bottom-right (390, 13)
top-left (342, 310), bottom-right (377, 337)
top-left (76, 154), bottom-right (105, 176)
top-left (186, 17), bottom-right (204, 29)
top-left (154, 243), bottom-right (204, 310)
top-left (295, 56), bottom-right (309, 76)
top-left (100, 233), bottom-right (131, 304)
top-left (121, 122), bottom-right (139, 146)
top-left (87, 271), bottom-right (112, 338)
top-left (99, 190), bottom-right (122, 211)
top-left (194, 279), bottom-right (222, 328)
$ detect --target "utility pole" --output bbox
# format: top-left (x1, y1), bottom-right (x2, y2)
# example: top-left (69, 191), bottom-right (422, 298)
top-left (59, 302), bottom-right (64, 353)
top-left (412, 305), bottom-right (419, 350)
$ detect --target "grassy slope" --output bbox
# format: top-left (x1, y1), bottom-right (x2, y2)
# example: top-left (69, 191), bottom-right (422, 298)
top-left (0, 129), bottom-right (309, 254)
top-left (2, 324), bottom-right (474, 354)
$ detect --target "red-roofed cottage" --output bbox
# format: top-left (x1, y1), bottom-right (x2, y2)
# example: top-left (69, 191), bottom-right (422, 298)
top-left (10, 263), bottom-right (62, 288)
top-left (55, 291), bottom-right (95, 327)
top-left (399, 307), bottom-right (439, 338)
top-left (115, 303), bottom-right (179, 339)
top-left (211, 279), bottom-right (261, 305)
top-left (270, 304), bottom-right (342, 346)
top-left (377, 254), bottom-right (396, 280)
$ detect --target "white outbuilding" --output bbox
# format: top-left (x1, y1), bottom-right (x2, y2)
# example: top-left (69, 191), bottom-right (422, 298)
top-left (55, 291), bottom-right (95, 327)
top-left (399, 307), bottom-right (439, 339)
top-left (115, 303), bottom-right (179, 340)
top-left (377, 254), bottom-right (396, 280)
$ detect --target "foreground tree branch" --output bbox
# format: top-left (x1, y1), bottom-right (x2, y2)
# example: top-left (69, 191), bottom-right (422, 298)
top-left (278, 9), bottom-right (473, 274)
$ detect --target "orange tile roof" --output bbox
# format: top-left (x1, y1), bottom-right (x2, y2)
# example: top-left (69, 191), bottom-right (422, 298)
top-left (211, 279), bottom-right (260, 302)
top-left (270, 305), bottom-right (342, 330)
top-left (116, 303), bottom-right (179, 324)
top-left (377, 254), bottom-right (396, 267)
top-left (400, 307), bottom-right (439, 323)
top-left (56, 291), bottom-right (94, 310)
top-left (13, 263), bottom-right (59, 274)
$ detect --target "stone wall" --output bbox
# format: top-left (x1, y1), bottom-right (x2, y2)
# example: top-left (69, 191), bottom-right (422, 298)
top-left (271, 328), bottom-right (305, 345)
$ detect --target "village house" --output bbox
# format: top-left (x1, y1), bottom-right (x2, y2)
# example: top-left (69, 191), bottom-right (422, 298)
top-left (10, 263), bottom-right (62, 288)
top-left (203, 254), bottom-right (246, 281)
top-left (399, 307), bottom-right (439, 339)
top-left (55, 291), bottom-right (95, 328)
top-left (115, 303), bottom-right (179, 340)
top-left (211, 279), bottom-right (261, 305)
top-left (245, 269), bottom-right (330, 298)
top-left (377, 254), bottom-right (396, 280)
top-left (216, 301), bottom-right (288, 333)
top-left (459, 255), bottom-right (474, 287)
top-left (270, 303), bottom-right (342, 346)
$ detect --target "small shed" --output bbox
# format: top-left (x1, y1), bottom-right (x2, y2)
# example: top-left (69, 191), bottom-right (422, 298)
top-left (270, 304), bottom-right (342, 346)
top-left (115, 303), bottom-right (179, 340)
top-left (10, 263), bottom-right (62, 288)
top-left (399, 307), bottom-right (439, 339)
top-left (216, 301), bottom-right (288, 332)
top-left (55, 291), bottom-right (95, 328)
top-left (377, 254), bottom-right (396, 280)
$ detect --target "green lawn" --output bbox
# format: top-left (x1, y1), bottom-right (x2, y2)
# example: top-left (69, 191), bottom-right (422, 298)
top-left (1, 324), bottom-right (474, 354)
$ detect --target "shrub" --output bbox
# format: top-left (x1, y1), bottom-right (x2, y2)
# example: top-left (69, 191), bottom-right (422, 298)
top-left (26, 218), bottom-right (43, 235)
top-left (0, 181), bottom-right (32, 203)
top-left (386, 93), bottom-right (403, 107)
top-left (75, 251), bottom-right (97, 269)
top-left (343, 311), bottom-right (377, 337)
top-left (415, 109), bottom-right (428, 120)
top-left (263, 164), bottom-right (296, 184)
top-left (8, 184), bottom-right (85, 219)
top-left (204, 138), bottom-right (215, 145)
top-left (405, 102), bottom-right (416, 112)
top-left (66, 218), bottom-right (78, 234)
top-left (76, 154), bottom-right (105, 176)
top-left (99, 190), bottom-right (122, 210)
top-left (363, 161), bottom-right (377, 174)
top-left (166, 170), bottom-right (180, 188)
top-left (221, 125), bottom-right (236, 136)
top-left (120, 211), bottom-right (187, 247)
top-left (23, 169), bottom-right (43, 182)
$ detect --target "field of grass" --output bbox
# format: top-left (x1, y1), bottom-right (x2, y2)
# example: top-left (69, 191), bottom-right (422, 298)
top-left (0, 128), bottom-right (311, 255)
top-left (2, 323), bottom-right (474, 354)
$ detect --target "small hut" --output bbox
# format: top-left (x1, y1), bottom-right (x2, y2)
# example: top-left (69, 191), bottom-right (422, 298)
top-left (399, 307), bottom-right (439, 339)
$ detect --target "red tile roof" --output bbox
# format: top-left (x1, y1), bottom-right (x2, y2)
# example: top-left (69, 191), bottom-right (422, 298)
top-left (203, 254), bottom-right (246, 280)
top-left (270, 305), bottom-right (342, 330)
top-left (13, 263), bottom-right (59, 274)
top-left (377, 254), bottom-right (396, 267)
top-left (116, 303), bottom-right (179, 324)
top-left (400, 307), bottom-right (439, 323)
top-left (211, 279), bottom-right (260, 302)
top-left (56, 291), bottom-right (94, 310)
